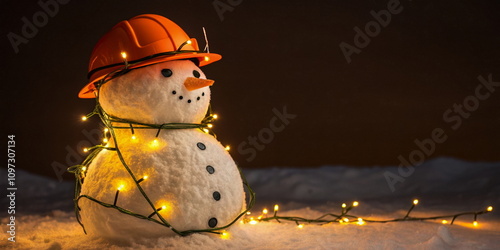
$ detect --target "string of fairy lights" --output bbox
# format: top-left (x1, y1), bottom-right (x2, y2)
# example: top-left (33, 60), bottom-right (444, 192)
top-left (70, 39), bottom-right (494, 239)
top-left (241, 200), bottom-right (494, 230)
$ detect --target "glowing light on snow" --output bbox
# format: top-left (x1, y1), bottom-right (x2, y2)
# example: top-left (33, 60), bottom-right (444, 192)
top-left (203, 128), bottom-right (209, 133)
top-left (357, 218), bottom-right (365, 225)
top-left (131, 135), bottom-right (137, 140)
top-left (441, 220), bottom-right (448, 224)
top-left (263, 209), bottom-right (268, 215)
top-left (103, 138), bottom-right (109, 143)
top-left (274, 205), bottom-right (279, 212)
top-left (150, 139), bottom-right (160, 148)
top-left (473, 221), bottom-right (478, 227)
top-left (297, 224), bottom-right (304, 229)
top-left (220, 231), bottom-right (230, 239)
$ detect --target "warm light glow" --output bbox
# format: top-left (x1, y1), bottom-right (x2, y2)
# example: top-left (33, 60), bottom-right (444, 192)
top-left (143, 175), bottom-right (148, 180)
top-left (257, 216), bottom-right (262, 220)
top-left (207, 124), bottom-right (213, 128)
top-left (297, 224), bottom-right (304, 229)
top-left (161, 205), bottom-right (167, 210)
top-left (83, 148), bottom-right (88, 152)
top-left (246, 211), bottom-right (251, 215)
top-left (343, 218), bottom-right (349, 222)
top-left (249, 220), bottom-right (257, 225)
top-left (204, 56), bottom-right (209, 61)
top-left (473, 221), bottom-right (478, 227)
top-left (342, 203), bottom-right (347, 208)
top-left (104, 128), bottom-right (109, 133)
top-left (413, 199), bottom-right (419, 205)
top-left (131, 135), bottom-right (137, 140)
top-left (263, 208), bottom-right (268, 214)
top-left (81, 116), bottom-right (87, 121)
top-left (103, 138), bottom-right (109, 143)
top-left (117, 184), bottom-right (124, 191)
top-left (81, 166), bottom-right (87, 171)
top-left (487, 206), bottom-right (493, 212)
top-left (225, 145), bottom-right (230, 151)
top-left (203, 128), bottom-right (209, 133)
top-left (150, 138), bottom-right (160, 148)
top-left (121, 52), bottom-right (127, 59)
top-left (357, 218), bottom-right (365, 225)
top-left (353, 201), bottom-right (359, 207)
top-left (274, 204), bottom-right (279, 211)
top-left (213, 114), bottom-right (218, 119)
top-left (220, 231), bottom-right (230, 239)
top-left (441, 220), bottom-right (448, 224)
top-left (186, 40), bottom-right (192, 45)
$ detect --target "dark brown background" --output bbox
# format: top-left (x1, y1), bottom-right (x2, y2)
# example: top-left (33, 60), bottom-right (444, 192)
top-left (1, 0), bottom-right (499, 180)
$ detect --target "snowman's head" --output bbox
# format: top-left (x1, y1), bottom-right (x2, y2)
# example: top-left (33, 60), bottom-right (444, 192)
top-left (99, 60), bottom-right (212, 124)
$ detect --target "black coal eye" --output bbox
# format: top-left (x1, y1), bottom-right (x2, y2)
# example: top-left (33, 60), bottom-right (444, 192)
top-left (193, 70), bottom-right (201, 78)
top-left (161, 69), bottom-right (173, 77)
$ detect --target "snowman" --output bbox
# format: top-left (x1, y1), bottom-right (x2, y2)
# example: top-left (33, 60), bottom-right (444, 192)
top-left (72, 14), bottom-right (249, 240)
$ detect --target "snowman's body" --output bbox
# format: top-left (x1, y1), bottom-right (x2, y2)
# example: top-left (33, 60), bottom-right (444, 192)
top-left (79, 60), bottom-right (245, 239)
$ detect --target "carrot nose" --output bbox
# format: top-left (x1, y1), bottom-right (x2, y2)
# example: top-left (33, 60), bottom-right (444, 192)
top-left (184, 77), bottom-right (214, 91)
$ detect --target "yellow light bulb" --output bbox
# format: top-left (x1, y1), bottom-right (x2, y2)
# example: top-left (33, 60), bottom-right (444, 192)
top-left (342, 203), bottom-right (347, 208)
top-left (258, 216), bottom-right (262, 220)
top-left (143, 175), bottom-right (148, 180)
top-left (103, 138), bottom-right (108, 143)
top-left (357, 218), bottom-right (365, 225)
top-left (274, 204), bottom-right (279, 211)
top-left (81, 166), bottom-right (87, 171)
top-left (353, 201), bottom-right (359, 207)
top-left (441, 220), bottom-right (448, 224)
top-left (473, 221), bottom-right (478, 227)
top-left (487, 206), bottom-right (493, 212)
top-left (203, 128), bottom-right (209, 133)
top-left (83, 148), bottom-right (88, 152)
top-left (297, 224), bottom-right (304, 229)
top-left (246, 211), bottom-right (251, 215)
top-left (81, 116), bottom-right (87, 121)
top-left (104, 128), bottom-right (109, 133)
top-left (207, 124), bottom-right (213, 128)
top-left (117, 184), bottom-right (124, 191)
top-left (186, 40), bottom-right (192, 45)
top-left (204, 56), bottom-right (209, 61)
top-left (131, 135), bottom-right (137, 140)
top-left (263, 209), bottom-right (268, 214)
top-left (225, 145), bottom-right (230, 151)
top-left (220, 231), bottom-right (230, 239)
top-left (249, 220), bottom-right (257, 225)
top-left (213, 114), bottom-right (218, 119)
top-left (150, 139), bottom-right (159, 148)
top-left (161, 205), bottom-right (167, 210)
top-left (121, 52), bottom-right (127, 59)
top-left (343, 218), bottom-right (349, 222)
top-left (413, 199), bottom-right (419, 205)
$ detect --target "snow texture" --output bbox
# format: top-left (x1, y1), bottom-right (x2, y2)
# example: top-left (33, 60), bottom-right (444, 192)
top-left (1, 157), bottom-right (499, 249)
top-left (79, 60), bottom-right (245, 239)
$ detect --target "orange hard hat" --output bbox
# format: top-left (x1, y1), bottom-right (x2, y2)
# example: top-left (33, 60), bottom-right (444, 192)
top-left (78, 14), bottom-right (222, 98)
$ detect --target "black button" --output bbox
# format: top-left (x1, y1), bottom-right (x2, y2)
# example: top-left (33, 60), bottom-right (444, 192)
top-left (161, 69), bottom-right (173, 77)
top-left (206, 165), bottom-right (215, 174)
top-left (197, 142), bottom-right (206, 150)
top-left (208, 217), bottom-right (218, 228)
top-left (187, 99), bottom-right (192, 103)
top-left (193, 70), bottom-right (201, 78)
top-left (213, 191), bottom-right (221, 201)
top-left (179, 96), bottom-right (183, 100)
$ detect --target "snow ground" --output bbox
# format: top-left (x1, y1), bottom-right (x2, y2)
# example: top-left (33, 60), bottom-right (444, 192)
top-left (1, 157), bottom-right (499, 249)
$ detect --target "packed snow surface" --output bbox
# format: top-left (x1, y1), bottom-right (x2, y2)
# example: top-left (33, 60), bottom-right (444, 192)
top-left (1, 157), bottom-right (499, 249)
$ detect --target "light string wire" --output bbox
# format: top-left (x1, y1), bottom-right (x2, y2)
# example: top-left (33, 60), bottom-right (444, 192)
top-left (243, 201), bottom-right (493, 228)
top-left (69, 59), bottom-right (256, 237)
